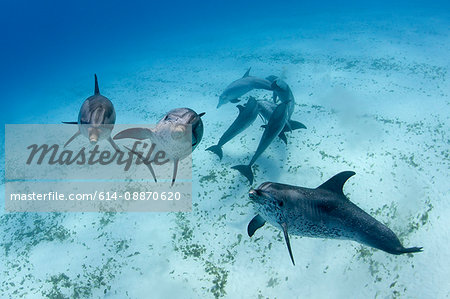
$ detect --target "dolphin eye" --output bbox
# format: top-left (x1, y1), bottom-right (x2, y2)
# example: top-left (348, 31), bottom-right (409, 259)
top-left (278, 200), bottom-right (284, 207)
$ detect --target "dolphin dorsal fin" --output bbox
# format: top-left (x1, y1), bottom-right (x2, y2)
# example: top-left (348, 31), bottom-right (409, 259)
top-left (94, 74), bottom-right (100, 95)
top-left (317, 171), bottom-right (356, 195)
top-left (243, 67), bottom-right (251, 78)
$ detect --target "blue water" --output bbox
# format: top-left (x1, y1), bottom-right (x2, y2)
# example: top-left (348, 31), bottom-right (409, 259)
top-left (1, 1), bottom-right (449, 298)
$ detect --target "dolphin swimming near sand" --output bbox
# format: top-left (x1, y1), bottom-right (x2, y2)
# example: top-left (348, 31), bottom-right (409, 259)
top-left (232, 101), bottom-right (289, 184)
top-left (247, 171), bottom-right (423, 265)
top-left (217, 68), bottom-right (273, 108)
top-left (207, 97), bottom-right (259, 160)
top-left (114, 108), bottom-right (204, 186)
top-left (257, 99), bottom-right (306, 144)
top-left (63, 74), bottom-right (120, 151)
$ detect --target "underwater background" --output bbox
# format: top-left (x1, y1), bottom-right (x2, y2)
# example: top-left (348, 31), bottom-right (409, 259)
top-left (1, 0), bottom-right (449, 298)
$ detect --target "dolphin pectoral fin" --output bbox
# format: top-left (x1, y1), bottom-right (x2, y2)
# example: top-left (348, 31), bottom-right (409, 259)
top-left (317, 171), bottom-right (356, 195)
top-left (171, 159), bottom-right (179, 187)
top-left (231, 164), bottom-right (254, 185)
top-left (62, 121), bottom-right (78, 124)
top-left (288, 120), bottom-right (307, 130)
top-left (281, 222), bottom-right (295, 266)
top-left (64, 131), bottom-right (81, 147)
top-left (278, 132), bottom-right (287, 145)
top-left (124, 146), bottom-right (157, 183)
top-left (230, 99), bottom-right (241, 104)
top-left (247, 215), bottom-right (266, 237)
top-left (113, 128), bottom-right (152, 140)
top-left (206, 145), bottom-right (223, 160)
top-left (243, 67), bottom-right (251, 78)
top-left (108, 137), bottom-right (122, 152)
top-left (199, 112), bottom-right (206, 117)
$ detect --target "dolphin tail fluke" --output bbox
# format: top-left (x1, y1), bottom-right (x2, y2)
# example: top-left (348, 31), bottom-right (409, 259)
top-left (206, 145), bottom-right (223, 160)
top-left (398, 246), bottom-right (423, 254)
top-left (94, 74), bottom-right (100, 95)
top-left (64, 131), bottom-right (81, 147)
top-left (288, 120), bottom-right (307, 130)
top-left (278, 132), bottom-right (287, 145)
top-left (231, 164), bottom-right (254, 184)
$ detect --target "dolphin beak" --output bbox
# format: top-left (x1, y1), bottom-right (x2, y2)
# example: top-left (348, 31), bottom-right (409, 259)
top-left (249, 189), bottom-right (259, 201)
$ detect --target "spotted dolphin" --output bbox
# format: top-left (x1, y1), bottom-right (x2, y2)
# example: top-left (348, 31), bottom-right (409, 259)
top-left (63, 74), bottom-right (120, 151)
top-left (217, 68), bottom-right (273, 108)
top-left (247, 171), bottom-right (423, 265)
top-left (114, 108), bottom-right (204, 185)
top-left (207, 97), bottom-right (259, 160)
top-left (231, 101), bottom-right (289, 184)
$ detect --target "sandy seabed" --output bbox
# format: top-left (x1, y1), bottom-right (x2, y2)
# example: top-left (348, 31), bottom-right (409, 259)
top-left (1, 12), bottom-right (449, 299)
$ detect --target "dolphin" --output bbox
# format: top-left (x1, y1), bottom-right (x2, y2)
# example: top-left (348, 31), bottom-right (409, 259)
top-left (207, 97), bottom-right (259, 160)
top-left (63, 74), bottom-right (120, 151)
top-left (247, 171), bottom-right (423, 265)
top-left (257, 99), bottom-right (306, 144)
top-left (271, 78), bottom-right (295, 119)
top-left (114, 108), bottom-right (204, 186)
top-left (232, 101), bottom-right (289, 184)
top-left (217, 68), bottom-right (273, 108)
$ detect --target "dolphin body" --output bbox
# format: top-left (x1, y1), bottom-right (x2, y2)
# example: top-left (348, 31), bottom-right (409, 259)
top-left (114, 108), bottom-right (204, 185)
top-left (247, 171), bottom-right (423, 265)
top-left (257, 99), bottom-right (306, 144)
top-left (232, 101), bottom-right (289, 184)
top-left (217, 68), bottom-right (273, 108)
top-left (63, 74), bottom-right (120, 151)
top-left (207, 97), bottom-right (259, 160)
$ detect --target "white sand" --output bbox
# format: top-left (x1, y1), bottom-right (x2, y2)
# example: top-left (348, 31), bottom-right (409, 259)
top-left (1, 11), bottom-right (449, 298)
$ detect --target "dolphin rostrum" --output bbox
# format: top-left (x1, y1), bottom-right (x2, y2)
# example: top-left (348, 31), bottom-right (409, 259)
top-left (207, 97), bottom-right (259, 160)
top-left (63, 74), bottom-right (120, 151)
top-left (217, 68), bottom-right (273, 108)
top-left (232, 101), bottom-right (289, 184)
top-left (248, 171), bottom-right (423, 265)
top-left (114, 108), bottom-right (204, 186)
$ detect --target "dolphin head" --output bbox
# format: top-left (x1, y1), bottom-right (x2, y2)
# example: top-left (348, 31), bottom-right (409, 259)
top-left (164, 108), bottom-right (204, 151)
top-left (217, 94), bottom-right (228, 108)
top-left (249, 183), bottom-right (285, 224)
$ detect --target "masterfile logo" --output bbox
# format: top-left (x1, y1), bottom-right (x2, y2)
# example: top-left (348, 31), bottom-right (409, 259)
top-left (5, 124), bottom-right (192, 212)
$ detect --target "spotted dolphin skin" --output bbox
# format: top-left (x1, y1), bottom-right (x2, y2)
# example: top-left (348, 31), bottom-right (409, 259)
top-left (63, 74), bottom-right (120, 151)
top-left (207, 97), bottom-right (259, 160)
top-left (247, 171), bottom-right (423, 265)
top-left (114, 108), bottom-right (205, 185)
top-left (217, 68), bottom-right (273, 108)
